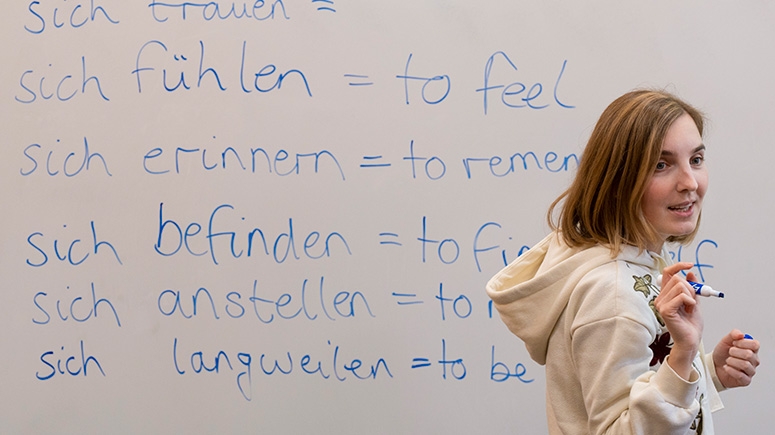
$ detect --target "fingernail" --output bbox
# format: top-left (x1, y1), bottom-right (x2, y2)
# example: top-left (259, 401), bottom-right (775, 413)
top-left (744, 334), bottom-right (754, 340)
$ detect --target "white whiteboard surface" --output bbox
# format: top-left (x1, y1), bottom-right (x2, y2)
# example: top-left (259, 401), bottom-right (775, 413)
top-left (1, 1), bottom-right (772, 433)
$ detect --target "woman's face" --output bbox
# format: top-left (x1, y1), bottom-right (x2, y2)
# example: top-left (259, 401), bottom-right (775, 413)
top-left (641, 113), bottom-right (708, 251)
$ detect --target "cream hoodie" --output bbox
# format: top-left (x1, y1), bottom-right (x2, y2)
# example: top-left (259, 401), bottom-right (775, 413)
top-left (486, 232), bottom-right (724, 435)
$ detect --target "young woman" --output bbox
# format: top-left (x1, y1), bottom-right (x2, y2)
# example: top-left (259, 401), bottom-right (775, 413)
top-left (486, 90), bottom-right (760, 434)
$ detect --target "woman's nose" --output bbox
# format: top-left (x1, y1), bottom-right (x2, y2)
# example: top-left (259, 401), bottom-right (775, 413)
top-left (676, 165), bottom-right (699, 191)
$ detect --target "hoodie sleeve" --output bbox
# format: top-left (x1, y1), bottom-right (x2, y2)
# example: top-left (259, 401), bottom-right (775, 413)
top-left (573, 316), bottom-right (701, 434)
top-left (569, 273), bottom-right (702, 434)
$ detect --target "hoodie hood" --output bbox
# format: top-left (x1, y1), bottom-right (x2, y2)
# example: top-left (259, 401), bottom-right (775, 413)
top-left (486, 232), bottom-right (660, 365)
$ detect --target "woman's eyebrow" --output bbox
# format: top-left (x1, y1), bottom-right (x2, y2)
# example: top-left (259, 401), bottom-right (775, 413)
top-left (660, 144), bottom-right (706, 156)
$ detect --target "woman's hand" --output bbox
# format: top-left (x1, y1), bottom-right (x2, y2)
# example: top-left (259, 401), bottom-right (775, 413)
top-left (655, 262), bottom-right (704, 380)
top-left (713, 329), bottom-right (760, 388)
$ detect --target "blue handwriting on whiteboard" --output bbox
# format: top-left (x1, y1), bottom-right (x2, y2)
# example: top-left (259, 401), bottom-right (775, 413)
top-left (32, 282), bottom-right (122, 327)
top-left (312, 0), bottom-right (335, 13)
top-left (21, 137), bottom-right (112, 177)
top-left (24, 0), bottom-right (119, 34)
top-left (147, 0), bottom-right (289, 23)
top-left (666, 239), bottom-right (718, 283)
top-left (131, 40), bottom-right (312, 96)
top-left (365, 217), bottom-right (536, 271)
top-left (397, 53), bottom-right (451, 105)
top-left (416, 217), bottom-right (528, 272)
top-left (439, 339), bottom-right (466, 380)
top-left (15, 57), bottom-right (110, 103)
top-left (154, 203), bottom-right (352, 265)
top-left (157, 277), bottom-right (375, 322)
top-left (476, 52), bottom-right (574, 114)
top-left (436, 283), bottom-right (472, 320)
top-left (26, 221), bottom-right (123, 267)
top-left (490, 346), bottom-right (533, 383)
top-left (473, 222), bottom-right (530, 272)
top-left (410, 339), bottom-right (466, 381)
top-left (171, 337), bottom-right (392, 401)
top-left (463, 150), bottom-right (579, 178)
top-left (403, 139), bottom-right (578, 180)
top-left (36, 340), bottom-right (105, 380)
top-left (143, 140), bottom-right (344, 180)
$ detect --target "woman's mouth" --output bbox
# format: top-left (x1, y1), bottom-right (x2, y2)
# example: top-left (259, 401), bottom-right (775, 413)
top-left (668, 202), bottom-right (694, 213)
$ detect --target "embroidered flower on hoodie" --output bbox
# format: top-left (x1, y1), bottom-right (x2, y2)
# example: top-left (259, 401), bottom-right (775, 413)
top-left (649, 332), bottom-right (672, 366)
top-left (690, 394), bottom-right (704, 434)
top-left (633, 274), bottom-right (673, 367)
top-left (633, 274), bottom-right (665, 326)
top-left (632, 274), bottom-right (656, 298)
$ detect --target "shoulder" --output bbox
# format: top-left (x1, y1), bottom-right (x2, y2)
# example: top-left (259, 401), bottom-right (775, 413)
top-left (567, 250), bottom-right (662, 335)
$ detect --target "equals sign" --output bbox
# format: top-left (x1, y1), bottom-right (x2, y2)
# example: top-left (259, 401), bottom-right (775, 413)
top-left (361, 155), bottom-right (391, 168)
top-left (380, 233), bottom-right (402, 246)
top-left (392, 292), bottom-right (422, 305)
top-left (312, 0), bottom-right (336, 12)
top-left (344, 74), bottom-right (374, 86)
top-left (411, 358), bottom-right (432, 369)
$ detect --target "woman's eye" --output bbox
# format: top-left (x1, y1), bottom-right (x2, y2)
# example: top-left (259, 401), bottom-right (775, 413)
top-left (655, 161), bottom-right (667, 170)
top-left (691, 155), bottom-right (704, 165)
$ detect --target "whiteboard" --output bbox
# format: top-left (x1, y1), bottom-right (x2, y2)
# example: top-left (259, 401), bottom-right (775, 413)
top-left (1, 1), bottom-right (772, 433)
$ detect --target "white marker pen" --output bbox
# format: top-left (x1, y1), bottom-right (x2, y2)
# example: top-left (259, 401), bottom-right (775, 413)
top-left (656, 275), bottom-right (725, 298)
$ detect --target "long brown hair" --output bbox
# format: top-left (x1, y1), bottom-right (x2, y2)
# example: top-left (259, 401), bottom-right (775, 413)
top-left (548, 89), bottom-right (705, 253)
